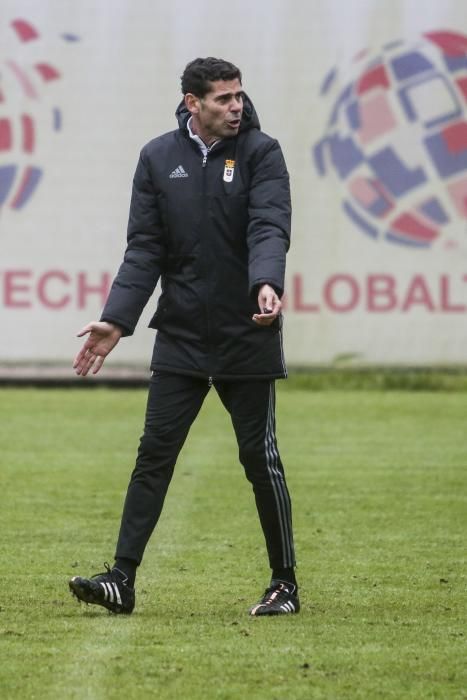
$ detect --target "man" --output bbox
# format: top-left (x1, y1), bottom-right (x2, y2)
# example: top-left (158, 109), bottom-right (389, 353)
top-left (69, 57), bottom-right (299, 617)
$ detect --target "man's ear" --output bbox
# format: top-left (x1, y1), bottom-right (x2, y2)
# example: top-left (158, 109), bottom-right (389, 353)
top-left (185, 93), bottom-right (200, 115)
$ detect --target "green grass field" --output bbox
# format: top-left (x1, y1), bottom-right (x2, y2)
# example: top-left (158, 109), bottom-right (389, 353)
top-left (0, 384), bottom-right (466, 699)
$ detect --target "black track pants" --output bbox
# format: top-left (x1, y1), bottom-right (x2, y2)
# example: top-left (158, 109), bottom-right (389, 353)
top-left (115, 372), bottom-right (296, 570)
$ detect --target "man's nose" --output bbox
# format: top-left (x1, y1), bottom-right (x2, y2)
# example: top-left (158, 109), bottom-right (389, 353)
top-left (230, 97), bottom-right (243, 113)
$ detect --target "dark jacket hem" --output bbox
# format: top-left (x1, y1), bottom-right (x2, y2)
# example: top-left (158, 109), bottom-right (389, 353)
top-left (151, 362), bottom-right (287, 381)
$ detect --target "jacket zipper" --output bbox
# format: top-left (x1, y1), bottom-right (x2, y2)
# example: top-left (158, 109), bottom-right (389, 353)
top-left (202, 142), bottom-right (215, 167)
top-left (202, 145), bottom-right (213, 383)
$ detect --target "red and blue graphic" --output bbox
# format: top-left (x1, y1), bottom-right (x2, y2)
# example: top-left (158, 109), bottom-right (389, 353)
top-left (0, 19), bottom-right (79, 211)
top-left (314, 31), bottom-right (467, 249)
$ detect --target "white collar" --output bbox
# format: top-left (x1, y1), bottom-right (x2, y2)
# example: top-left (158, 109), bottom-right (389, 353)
top-left (187, 117), bottom-right (220, 156)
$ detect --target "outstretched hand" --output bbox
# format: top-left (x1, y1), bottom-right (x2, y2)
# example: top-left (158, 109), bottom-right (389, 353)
top-left (73, 321), bottom-right (123, 376)
top-left (252, 284), bottom-right (282, 326)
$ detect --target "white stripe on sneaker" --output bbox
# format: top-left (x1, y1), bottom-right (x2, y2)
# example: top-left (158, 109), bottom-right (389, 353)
top-left (106, 582), bottom-right (114, 603)
top-left (113, 582), bottom-right (122, 607)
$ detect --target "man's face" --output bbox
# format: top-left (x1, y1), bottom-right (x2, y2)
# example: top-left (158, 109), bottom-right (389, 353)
top-left (186, 78), bottom-right (243, 144)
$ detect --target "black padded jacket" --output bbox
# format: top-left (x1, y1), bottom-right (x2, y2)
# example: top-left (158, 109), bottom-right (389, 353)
top-left (100, 95), bottom-right (291, 380)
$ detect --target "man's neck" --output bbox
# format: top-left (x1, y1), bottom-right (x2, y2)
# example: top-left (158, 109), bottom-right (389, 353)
top-left (187, 117), bottom-right (220, 155)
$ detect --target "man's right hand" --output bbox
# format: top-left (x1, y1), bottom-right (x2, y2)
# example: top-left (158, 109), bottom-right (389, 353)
top-left (73, 321), bottom-right (123, 376)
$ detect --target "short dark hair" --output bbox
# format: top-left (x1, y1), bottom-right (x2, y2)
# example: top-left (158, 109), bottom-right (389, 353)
top-left (181, 57), bottom-right (242, 97)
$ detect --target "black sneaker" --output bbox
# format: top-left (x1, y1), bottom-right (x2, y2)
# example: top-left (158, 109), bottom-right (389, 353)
top-left (69, 563), bottom-right (135, 614)
top-left (249, 579), bottom-right (300, 616)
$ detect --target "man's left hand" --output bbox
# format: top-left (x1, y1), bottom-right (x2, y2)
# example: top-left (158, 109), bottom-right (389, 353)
top-left (253, 284), bottom-right (282, 326)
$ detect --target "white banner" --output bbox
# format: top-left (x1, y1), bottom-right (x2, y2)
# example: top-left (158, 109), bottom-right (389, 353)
top-left (1, 0), bottom-right (467, 366)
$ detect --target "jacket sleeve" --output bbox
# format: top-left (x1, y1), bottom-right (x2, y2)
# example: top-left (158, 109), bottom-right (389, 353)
top-left (100, 150), bottom-right (166, 336)
top-left (246, 138), bottom-right (291, 298)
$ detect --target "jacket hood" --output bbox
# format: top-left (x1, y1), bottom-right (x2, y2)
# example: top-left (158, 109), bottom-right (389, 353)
top-left (175, 92), bottom-right (260, 133)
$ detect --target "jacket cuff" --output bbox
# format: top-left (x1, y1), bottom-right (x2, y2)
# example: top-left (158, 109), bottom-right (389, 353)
top-left (250, 281), bottom-right (283, 299)
top-left (99, 316), bottom-right (133, 337)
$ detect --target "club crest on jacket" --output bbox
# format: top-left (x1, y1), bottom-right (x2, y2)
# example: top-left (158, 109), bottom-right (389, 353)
top-left (223, 159), bottom-right (235, 182)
